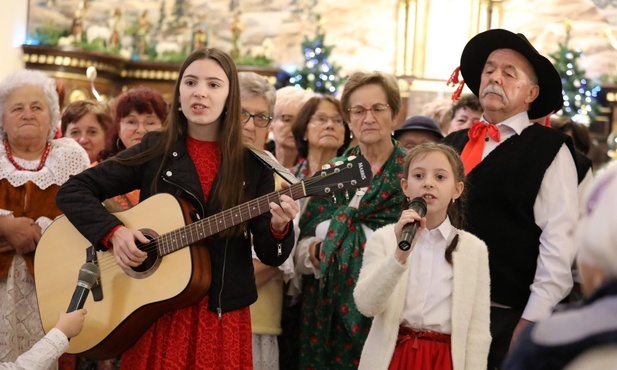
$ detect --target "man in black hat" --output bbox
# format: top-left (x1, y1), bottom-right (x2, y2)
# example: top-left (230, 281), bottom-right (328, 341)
top-left (392, 115), bottom-right (444, 151)
top-left (443, 29), bottom-right (579, 369)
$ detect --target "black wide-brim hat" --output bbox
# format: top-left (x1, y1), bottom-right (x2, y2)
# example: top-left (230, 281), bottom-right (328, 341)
top-left (460, 29), bottom-right (562, 120)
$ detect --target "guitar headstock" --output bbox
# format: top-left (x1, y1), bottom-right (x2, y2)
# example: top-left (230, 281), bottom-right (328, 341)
top-left (303, 155), bottom-right (373, 197)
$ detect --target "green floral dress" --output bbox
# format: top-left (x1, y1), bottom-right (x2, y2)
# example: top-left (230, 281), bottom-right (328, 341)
top-left (298, 143), bottom-right (407, 369)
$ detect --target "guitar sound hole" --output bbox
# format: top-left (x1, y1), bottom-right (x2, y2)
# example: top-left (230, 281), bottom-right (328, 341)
top-left (132, 234), bottom-right (159, 273)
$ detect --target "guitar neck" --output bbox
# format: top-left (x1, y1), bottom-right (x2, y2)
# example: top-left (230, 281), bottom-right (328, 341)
top-left (156, 181), bottom-right (305, 256)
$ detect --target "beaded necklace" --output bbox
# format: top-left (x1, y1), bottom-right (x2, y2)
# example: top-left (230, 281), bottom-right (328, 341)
top-left (3, 138), bottom-right (52, 172)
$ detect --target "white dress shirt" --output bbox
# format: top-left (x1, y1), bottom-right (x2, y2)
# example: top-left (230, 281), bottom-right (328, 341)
top-left (481, 112), bottom-right (578, 321)
top-left (401, 217), bottom-right (455, 334)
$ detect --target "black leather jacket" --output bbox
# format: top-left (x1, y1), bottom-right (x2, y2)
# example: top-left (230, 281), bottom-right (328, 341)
top-left (56, 132), bottom-right (294, 314)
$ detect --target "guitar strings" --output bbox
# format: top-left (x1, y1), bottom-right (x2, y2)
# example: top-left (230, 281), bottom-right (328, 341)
top-left (88, 166), bottom-right (357, 273)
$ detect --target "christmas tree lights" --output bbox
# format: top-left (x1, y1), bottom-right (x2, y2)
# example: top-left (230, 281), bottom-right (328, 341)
top-left (549, 22), bottom-right (600, 124)
top-left (289, 17), bottom-right (342, 95)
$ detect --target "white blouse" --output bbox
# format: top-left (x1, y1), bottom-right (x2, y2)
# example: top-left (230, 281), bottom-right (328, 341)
top-left (400, 217), bottom-right (455, 334)
top-left (0, 138), bottom-right (89, 189)
top-left (0, 138), bottom-right (89, 231)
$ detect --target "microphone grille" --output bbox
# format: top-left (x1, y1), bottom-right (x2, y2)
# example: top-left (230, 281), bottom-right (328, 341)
top-left (78, 262), bottom-right (100, 287)
top-left (409, 196), bottom-right (428, 217)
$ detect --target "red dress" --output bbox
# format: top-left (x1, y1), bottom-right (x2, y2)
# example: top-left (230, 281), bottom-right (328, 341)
top-left (120, 137), bottom-right (252, 370)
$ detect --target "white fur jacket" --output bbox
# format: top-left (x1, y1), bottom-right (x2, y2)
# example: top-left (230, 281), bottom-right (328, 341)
top-left (353, 224), bottom-right (491, 370)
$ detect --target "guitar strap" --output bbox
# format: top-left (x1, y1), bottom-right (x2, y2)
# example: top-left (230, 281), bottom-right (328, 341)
top-left (249, 147), bottom-right (299, 184)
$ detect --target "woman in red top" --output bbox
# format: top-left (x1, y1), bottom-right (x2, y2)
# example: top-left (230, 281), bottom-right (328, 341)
top-left (56, 48), bottom-right (299, 370)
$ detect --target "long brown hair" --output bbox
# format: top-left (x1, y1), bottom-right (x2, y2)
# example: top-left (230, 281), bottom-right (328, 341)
top-left (402, 142), bottom-right (467, 265)
top-left (111, 48), bottom-right (246, 237)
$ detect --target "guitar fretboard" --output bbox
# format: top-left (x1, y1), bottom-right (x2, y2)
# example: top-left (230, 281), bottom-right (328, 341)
top-left (155, 182), bottom-right (306, 256)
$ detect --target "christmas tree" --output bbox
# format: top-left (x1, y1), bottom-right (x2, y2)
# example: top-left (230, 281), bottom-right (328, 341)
top-left (289, 17), bottom-right (342, 95)
top-left (549, 22), bottom-right (600, 123)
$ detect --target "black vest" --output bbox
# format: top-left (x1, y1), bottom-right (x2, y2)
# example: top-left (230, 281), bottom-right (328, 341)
top-left (444, 124), bottom-right (574, 308)
top-left (574, 150), bottom-right (592, 184)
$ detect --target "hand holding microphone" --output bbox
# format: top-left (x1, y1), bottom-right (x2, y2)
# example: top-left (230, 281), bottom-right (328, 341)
top-left (67, 262), bottom-right (100, 313)
top-left (397, 197), bottom-right (427, 252)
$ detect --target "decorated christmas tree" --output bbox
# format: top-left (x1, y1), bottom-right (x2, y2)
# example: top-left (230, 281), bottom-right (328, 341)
top-left (289, 16), bottom-right (342, 95)
top-left (549, 21), bottom-right (600, 123)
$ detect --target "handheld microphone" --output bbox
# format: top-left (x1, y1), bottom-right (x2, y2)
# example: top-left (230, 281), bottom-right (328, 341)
top-left (67, 262), bottom-right (100, 312)
top-left (398, 197), bottom-right (428, 251)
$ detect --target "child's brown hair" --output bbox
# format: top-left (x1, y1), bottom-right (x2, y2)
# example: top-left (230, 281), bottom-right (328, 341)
top-left (403, 142), bottom-right (467, 264)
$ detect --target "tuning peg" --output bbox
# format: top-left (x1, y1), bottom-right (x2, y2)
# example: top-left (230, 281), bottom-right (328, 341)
top-left (348, 155), bottom-right (356, 161)
top-left (334, 160), bottom-right (344, 167)
top-left (321, 163), bottom-right (332, 170)
top-left (344, 190), bottom-right (350, 201)
top-left (332, 194), bottom-right (337, 203)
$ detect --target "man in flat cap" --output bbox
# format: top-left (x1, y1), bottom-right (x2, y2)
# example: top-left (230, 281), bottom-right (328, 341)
top-left (443, 29), bottom-right (579, 369)
top-left (393, 115), bottom-right (444, 151)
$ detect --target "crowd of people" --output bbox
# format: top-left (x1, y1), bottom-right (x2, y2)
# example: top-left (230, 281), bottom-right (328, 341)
top-left (0, 27), bottom-right (615, 370)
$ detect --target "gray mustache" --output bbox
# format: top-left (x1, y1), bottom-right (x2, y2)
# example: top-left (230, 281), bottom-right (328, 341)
top-left (482, 85), bottom-right (508, 103)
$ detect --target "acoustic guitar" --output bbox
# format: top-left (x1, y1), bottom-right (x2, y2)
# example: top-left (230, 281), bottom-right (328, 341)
top-left (34, 155), bottom-right (372, 360)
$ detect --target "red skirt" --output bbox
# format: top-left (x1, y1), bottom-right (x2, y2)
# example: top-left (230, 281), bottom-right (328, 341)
top-left (120, 295), bottom-right (252, 370)
top-left (389, 326), bottom-right (453, 370)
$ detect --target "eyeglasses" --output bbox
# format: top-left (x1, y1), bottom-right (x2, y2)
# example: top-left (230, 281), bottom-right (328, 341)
top-left (347, 103), bottom-right (390, 119)
top-left (310, 114), bottom-right (345, 126)
top-left (241, 110), bottom-right (272, 128)
top-left (120, 119), bottom-right (163, 132)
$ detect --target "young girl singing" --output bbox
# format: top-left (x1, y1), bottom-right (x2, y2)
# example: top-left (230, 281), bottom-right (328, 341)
top-left (354, 142), bottom-right (491, 370)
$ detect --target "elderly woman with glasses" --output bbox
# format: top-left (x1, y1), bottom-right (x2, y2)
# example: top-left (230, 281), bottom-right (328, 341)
top-left (0, 69), bottom-right (89, 363)
top-left (102, 87), bottom-right (168, 212)
top-left (104, 86), bottom-right (168, 159)
top-left (237, 71), bottom-right (289, 370)
top-left (276, 95), bottom-right (351, 369)
top-left (239, 72), bottom-right (274, 151)
top-left (297, 71), bottom-right (407, 369)
top-left (290, 95), bottom-right (351, 180)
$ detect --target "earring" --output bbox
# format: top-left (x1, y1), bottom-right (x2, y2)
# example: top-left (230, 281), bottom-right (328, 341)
top-left (178, 107), bottom-right (182, 111)
top-left (452, 199), bottom-right (456, 204)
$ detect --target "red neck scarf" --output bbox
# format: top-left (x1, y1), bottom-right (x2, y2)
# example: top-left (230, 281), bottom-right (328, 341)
top-left (460, 121), bottom-right (501, 174)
